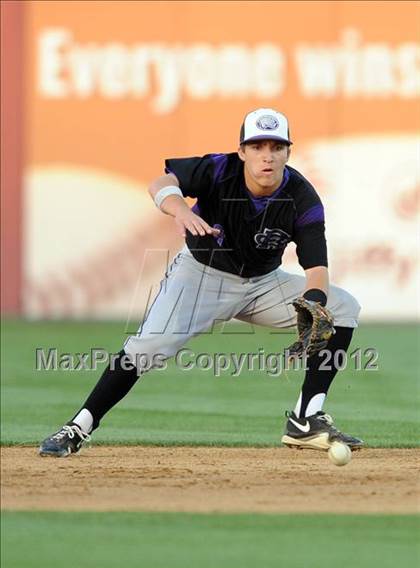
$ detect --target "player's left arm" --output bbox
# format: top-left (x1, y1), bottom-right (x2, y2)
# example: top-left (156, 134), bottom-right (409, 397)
top-left (286, 177), bottom-right (334, 357)
top-left (292, 176), bottom-right (329, 305)
top-left (295, 221), bottom-right (329, 305)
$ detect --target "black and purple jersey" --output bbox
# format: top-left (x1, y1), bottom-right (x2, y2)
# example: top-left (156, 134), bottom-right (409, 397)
top-left (165, 152), bottom-right (327, 278)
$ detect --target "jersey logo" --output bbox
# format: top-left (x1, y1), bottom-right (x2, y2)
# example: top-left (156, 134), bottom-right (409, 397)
top-left (254, 228), bottom-right (290, 250)
top-left (256, 115), bottom-right (279, 131)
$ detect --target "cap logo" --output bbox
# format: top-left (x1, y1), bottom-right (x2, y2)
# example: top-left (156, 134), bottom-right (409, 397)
top-left (256, 115), bottom-right (279, 131)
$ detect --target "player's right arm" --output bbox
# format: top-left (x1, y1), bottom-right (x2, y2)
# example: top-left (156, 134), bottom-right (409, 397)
top-left (148, 173), bottom-right (220, 238)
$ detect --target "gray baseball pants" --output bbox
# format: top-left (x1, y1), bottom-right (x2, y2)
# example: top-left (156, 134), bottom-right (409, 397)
top-left (124, 246), bottom-right (360, 366)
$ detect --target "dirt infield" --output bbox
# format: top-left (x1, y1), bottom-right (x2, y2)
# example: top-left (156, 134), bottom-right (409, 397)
top-left (2, 446), bottom-right (419, 514)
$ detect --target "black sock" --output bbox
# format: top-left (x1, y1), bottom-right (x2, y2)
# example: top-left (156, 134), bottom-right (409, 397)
top-left (73, 350), bottom-right (139, 430)
top-left (298, 326), bottom-right (354, 418)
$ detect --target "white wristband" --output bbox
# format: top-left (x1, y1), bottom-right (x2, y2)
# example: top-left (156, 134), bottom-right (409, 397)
top-left (154, 185), bottom-right (183, 209)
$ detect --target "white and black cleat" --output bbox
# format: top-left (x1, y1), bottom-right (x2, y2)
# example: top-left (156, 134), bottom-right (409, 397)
top-left (281, 411), bottom-right (364, 451)
top-left (39, 423), bottom-right (91, 457)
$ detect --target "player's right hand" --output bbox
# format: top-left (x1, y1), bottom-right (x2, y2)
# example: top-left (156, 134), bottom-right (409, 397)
top-left (174, 210), bottom-right (221, 238)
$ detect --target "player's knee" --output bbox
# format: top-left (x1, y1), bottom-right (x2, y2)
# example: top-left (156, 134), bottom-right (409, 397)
top-left (339, 290), bottom-right (361, 325)
top-left (345, 291), bottom-right (361, 320)
top-left (329, 287), bottom-right (361, 327)
top-left (123, 333), bottom-right (187, 362)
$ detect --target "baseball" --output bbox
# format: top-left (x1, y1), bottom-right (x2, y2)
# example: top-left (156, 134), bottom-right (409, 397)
top-left (328, 442), bottom-right (352, 466)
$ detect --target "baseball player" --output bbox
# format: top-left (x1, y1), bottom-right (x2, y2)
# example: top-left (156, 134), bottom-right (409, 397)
top-left (39, 108), bottom-right (363, 457)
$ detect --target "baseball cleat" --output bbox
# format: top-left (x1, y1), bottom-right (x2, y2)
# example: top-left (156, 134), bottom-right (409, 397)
top-left (39, 423), bottom-right (91, 457)
top-left (281, 411), bottom-right (364, 451)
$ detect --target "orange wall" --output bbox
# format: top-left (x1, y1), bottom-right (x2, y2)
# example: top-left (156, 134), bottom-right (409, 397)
top-left (25, 1), bottom-right (419, 182)
top-left (2, 0), bottom-right (419, 315)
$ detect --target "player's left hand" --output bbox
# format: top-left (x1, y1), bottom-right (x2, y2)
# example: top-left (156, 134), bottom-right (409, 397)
top-left (285, 297), bottom-right (335, 358)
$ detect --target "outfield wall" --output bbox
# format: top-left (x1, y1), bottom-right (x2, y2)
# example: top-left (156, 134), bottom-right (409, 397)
top-left (2, 1), bottom-right (419, 320)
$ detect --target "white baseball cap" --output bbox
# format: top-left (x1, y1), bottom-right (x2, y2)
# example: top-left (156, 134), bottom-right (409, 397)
top-left (239, 108), bottom-right (292, 145)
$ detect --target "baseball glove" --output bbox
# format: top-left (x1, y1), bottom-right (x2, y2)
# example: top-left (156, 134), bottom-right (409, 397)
top-left (285, 297), bottom-right (335, 358)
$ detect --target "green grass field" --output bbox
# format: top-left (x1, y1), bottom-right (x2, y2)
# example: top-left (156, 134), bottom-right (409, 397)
top-left (1, 320), bottom-right (419, 446)
top-left (1, 319), bottom-right (419, 568)
top-left (2, 512), bottom-right (419, 568)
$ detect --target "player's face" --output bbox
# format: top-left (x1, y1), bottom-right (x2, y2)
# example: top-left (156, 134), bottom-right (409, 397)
top-left (238, 140), bottom-right (290, 195)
